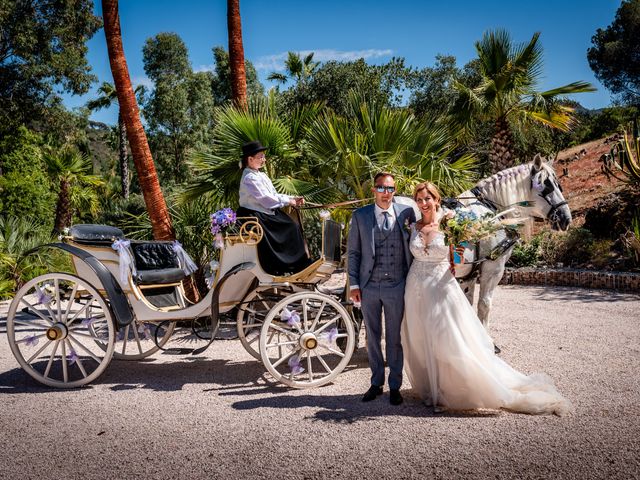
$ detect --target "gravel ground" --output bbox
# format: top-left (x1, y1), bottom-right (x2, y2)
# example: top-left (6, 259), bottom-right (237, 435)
top-left (0, 285), bottom-right (639, 480)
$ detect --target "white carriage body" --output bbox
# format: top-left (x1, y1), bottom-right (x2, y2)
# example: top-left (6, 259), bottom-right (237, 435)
top-left (67, 217), bottom-right (341, 323)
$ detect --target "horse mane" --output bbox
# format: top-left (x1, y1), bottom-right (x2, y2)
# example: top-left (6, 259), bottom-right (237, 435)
top-left (474, 161), bottom-right (556, 208)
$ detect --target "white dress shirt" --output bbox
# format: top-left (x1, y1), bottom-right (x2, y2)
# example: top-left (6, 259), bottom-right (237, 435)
top-left (374, 204), bottom-right (396, 229)
top-left (239, 168), bottom-right (292, 215)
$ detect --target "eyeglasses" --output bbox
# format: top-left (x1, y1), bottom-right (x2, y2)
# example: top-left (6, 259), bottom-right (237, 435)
top-left (374, 186), bottom-right (395, 193)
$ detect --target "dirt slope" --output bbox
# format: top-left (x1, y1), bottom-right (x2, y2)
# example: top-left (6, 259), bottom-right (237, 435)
top-left (555, 138), bottom-right (626, 225)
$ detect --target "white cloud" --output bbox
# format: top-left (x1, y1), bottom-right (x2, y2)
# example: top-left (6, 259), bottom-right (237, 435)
top-left (254, 48), bottom-right (394, 72)
top-left (195, 64), bottom-right (215, 73)
top-left (131, 75), bottom-right (154, 90)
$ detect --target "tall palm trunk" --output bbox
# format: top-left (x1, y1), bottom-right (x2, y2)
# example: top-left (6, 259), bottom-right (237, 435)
top-left (102, 0), bottom-right (174, 241)
top-left (117, 112), bottom-right (130, 199)
top-left (227, 0), bottom-right (247, 109)
top-left (490, 117), bottom-right (516, 173)
top-left (54, 179), bottom-right (72, 234)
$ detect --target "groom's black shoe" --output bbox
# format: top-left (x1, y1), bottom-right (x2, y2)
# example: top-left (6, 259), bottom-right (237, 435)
top-left (390, 389), bottom-right (403, 406)
top-left (494, 344), bottom-right (501, 354)
top-left (362, 385), bottom-right (383, 402)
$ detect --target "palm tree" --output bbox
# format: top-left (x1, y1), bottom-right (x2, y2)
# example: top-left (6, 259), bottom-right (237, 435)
top-left (43, 147), bottom-right (104, 234)
top-left (101, 0), bottom-right (175, 241)
top-left (267, 52), bottom-right (319, 86)
top-left (452, 29), bottom-right (596, 173)
top-left (87, 81), bottom-right (145, 199)
top-left (305, 90), bottom-right (477, 199)
top-left (183, 97), bottom-right (327, 207)
top-left (227, 0), bottom-right (247, 108)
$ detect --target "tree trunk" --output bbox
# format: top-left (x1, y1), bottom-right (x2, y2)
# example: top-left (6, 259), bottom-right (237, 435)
top-left (490, 117), bottom-right (516, 173)
top-left (117, 111), bottom-right (129, 199)
top-left (54, 179), bottom-right (71, 234)
top-left (102, 0), bottom-right (174, 241)
top-left (227, 0), bottom-right (247, 109)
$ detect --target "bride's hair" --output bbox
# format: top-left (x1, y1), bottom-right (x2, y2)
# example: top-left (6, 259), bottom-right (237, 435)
top-left (413, 182), bottom-right (441, 210)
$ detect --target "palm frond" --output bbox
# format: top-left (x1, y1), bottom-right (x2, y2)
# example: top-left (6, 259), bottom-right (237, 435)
top-left (537, 81), bottom-right (597, 98)
top-left (267, 72), bottom-right (288, 84)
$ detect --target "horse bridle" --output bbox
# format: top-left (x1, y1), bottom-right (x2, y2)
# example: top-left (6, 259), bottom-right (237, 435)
top-left (538, 177), bottom-right (568, 222)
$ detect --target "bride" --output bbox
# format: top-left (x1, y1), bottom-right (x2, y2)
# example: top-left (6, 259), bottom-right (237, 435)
top-left (402, 182), bottom-right (571, 415)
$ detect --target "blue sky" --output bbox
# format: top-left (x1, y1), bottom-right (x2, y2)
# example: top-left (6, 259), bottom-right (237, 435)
top-left (67, 0), bottom-right (623, 125)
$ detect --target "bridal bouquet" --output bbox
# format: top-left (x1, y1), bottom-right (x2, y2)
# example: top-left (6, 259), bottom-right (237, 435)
top-left (440, 208), bottom-right (500, 247)
top-left (210, 207), bottom-right (237, 249)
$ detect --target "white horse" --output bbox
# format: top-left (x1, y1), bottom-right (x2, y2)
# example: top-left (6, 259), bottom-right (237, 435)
top-left (398, 154), bottom-right (572, 328)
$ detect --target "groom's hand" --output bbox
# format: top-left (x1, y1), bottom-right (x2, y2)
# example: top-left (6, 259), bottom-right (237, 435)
top-left (350, 288), bottom-right (361, 305)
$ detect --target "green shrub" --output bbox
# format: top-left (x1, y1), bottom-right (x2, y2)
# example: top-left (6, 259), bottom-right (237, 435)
top-left (538, 227), bottom-right (595, 267)
top-left (589, 239), bottom-right (617, 269)
top-left (0, 127), bottom-right (55, 226)
top-left (621, 215), bottom-right (640, 266)
top-left (508, 235), bottom-right (542, 267)
top-left (0, 216), bottom-right (72, 299)
top-left (96, 194), bottom-right (147, 228)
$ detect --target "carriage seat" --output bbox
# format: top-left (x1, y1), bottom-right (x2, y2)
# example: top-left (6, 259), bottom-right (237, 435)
top-left (69, 224), bottom-right (125, 245)
top-left (130, 241), bottom-right (187, 286)
top-left (69, 225), bottom-right (188, 286)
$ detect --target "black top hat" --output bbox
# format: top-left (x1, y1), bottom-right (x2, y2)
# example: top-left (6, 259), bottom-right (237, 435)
top-left (242, 140), bottom-right (268, 159)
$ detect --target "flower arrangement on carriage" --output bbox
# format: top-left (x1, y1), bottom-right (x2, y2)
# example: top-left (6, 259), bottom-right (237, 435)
top-left (210, 207), bottom-right (238, 249)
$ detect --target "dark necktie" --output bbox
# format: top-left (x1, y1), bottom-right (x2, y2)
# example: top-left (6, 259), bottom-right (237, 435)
top-left (382, 211), bottom-right (391, 232)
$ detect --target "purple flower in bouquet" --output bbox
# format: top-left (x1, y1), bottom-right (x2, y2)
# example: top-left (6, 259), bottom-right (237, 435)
top-left (210, 207), bottom-right (237, 248)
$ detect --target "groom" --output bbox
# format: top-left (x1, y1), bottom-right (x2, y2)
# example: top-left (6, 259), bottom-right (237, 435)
top-left (348, 172), bottom-right (415, 405)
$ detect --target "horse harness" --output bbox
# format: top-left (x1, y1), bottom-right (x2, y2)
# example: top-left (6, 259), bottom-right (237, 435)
top-left (445, 188), bottom-right (521, 282)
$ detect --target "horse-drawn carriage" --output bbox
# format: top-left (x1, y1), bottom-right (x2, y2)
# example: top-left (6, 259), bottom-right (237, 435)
top-left (6, 216), bottom-right (360, 389)
top-left (7, 156), bottom-right (572, 389)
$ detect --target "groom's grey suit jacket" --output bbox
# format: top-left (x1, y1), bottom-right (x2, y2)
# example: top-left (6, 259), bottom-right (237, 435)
top-left (347, 202), bottom-right (415, 289)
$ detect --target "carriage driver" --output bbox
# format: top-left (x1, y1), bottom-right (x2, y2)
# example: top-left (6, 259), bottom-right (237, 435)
top-left (236, 140), bottom-right (312, 276)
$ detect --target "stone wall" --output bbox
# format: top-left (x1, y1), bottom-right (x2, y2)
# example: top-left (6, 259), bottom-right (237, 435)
top-left (500, 267), bottom-right (640, 293)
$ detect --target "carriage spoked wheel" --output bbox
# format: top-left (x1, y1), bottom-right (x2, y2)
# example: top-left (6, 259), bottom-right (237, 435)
top-left (108, 318), bottom-right (175, 361)
top-left (6, 273), bottom-right (115, 388)
top-left (83, 300), bottom-right (175, 361)
top-left (259, 291), bottom-right (355, 388)
top-left (237, 286), bottom-right (291, 359)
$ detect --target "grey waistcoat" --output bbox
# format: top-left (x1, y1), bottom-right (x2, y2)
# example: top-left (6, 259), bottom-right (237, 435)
top-left (370, 221), bottom-right (407, 286)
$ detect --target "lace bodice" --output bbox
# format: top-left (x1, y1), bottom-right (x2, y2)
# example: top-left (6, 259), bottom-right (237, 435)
top-left (410, 226), bottom-right (449, 265)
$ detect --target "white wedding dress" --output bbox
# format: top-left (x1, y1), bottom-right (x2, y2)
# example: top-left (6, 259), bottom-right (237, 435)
top-left (402, 226), bottom-right (571, 415)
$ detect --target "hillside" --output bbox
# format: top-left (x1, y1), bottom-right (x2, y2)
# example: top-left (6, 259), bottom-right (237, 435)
top-left (555, 137), bottom-right (626, 226)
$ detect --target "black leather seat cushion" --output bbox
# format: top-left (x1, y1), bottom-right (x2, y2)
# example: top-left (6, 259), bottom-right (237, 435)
top-left (70, 224), bottom-right (124, 245)
top-left (130, 241), bottom-right (187, 285)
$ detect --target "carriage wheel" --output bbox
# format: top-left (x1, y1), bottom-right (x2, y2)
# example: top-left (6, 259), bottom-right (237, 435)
top-left (108, 318), bottom-right (175, 361)
top-left (237, 286), bottom-right (290, 359)
top-left (6, 273), bottom-right (115, 388)
top-left (259, 291), bottom-right (355, 388)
